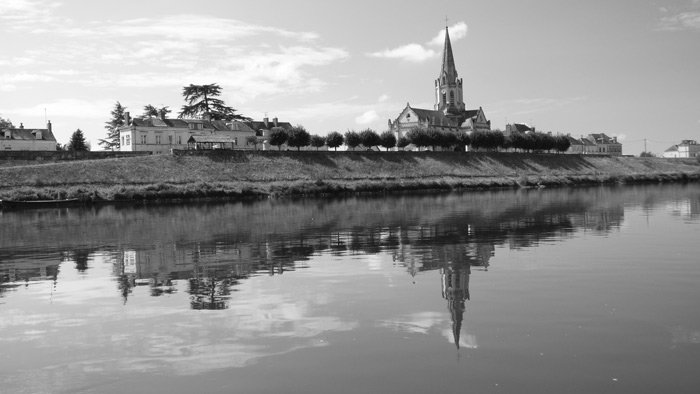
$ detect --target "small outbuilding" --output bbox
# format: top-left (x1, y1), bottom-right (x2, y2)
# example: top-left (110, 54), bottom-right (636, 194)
top-left (187, 134), bottom-right (239, 150)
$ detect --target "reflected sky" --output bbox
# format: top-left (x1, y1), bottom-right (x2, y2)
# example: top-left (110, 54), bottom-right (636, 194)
top-left (1, 184), bottom-right (700, 393)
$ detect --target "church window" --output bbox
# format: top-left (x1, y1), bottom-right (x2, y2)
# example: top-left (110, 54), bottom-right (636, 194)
top-left (442, 76), bottom-right (445, 84)
top-left (449, 90), bottom-right (454, 103)
top-left (442, 92), bottom-right (447, 104)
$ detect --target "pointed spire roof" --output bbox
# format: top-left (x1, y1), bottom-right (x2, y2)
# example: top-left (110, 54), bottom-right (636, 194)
top-left (441, 26), bottom-right (458, 82)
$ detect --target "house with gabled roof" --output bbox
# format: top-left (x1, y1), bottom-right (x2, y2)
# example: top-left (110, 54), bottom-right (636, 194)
top-left (662, 140), bottom-right (700, 158)
top-left (1, 121), bottom-right (57, 151)
top-left (118, 112), bottom-right (257, 153)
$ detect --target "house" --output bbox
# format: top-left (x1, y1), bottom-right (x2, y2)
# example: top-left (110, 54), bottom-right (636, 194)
top-left (662, 140), bottom-right (700, 158)
top-left (504, 123), bottom-right (535, 136)
top-left (0, 121), bottom-right (57, 151)
top-left (119, 112), bottom-right (257, 153)
top-left (564, 135), bottom-right (586, 154)
top-left (388, 26), bottom-right (490, 150)
top-left (243, 117), bottom-right (296, 151)
top-left (587, 133), bottom-right (622, 156)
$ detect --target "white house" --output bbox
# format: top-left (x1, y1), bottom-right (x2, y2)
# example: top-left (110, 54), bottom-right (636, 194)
top-left (1, 121), bottom-right (57, 151)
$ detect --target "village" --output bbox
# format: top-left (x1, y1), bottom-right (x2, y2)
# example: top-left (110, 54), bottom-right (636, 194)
top-left (1, 26), bottom-right (698, 159)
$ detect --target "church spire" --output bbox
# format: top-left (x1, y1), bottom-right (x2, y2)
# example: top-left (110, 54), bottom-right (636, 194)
top-left (441, 26), bottom-right (458, 82)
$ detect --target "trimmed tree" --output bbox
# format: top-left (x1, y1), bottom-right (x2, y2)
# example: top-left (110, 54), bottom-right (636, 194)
top-left (326, 131), bottom-right (344, 151)
top-left (310, 135), bottom-right (326, 150)
top-left (68, 129), bottom-right (89, 151)
top-left (344, 130), bottom-right (361, 151)
top-left (397, 136), bottom-right (410, 150)
top-left (405, 127), bottom-right (430, 150)
top-left (99, 101), bottom-right (125, 151)
top-left (268, 127), bottom-right (288, 150)
top-left (359, 128), bottom-right (381, 150)
top-left (379, 131), bottom-right (397, 151)
top-left (455, 132), bottom-right (470, 151)
top-left (246, 135), bottom-right (259, 150)
top-left (287, 125), bottom-right (311, 151)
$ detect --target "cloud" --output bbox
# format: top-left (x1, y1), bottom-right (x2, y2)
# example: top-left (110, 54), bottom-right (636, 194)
top-left (427, 22), bottom-right (468, 46)
top-left (368, 43), bottom-right (437, 63)
top-left (368, 21), bottom-right (467, 63)
top-left (378, 94), bottom-right (389, 103)
top-left (3, 99), bottom-right (117, 119)
top-left (355, 110), bottom-right (379, 125)
top-left (657, 12), bottom-right (700, 30)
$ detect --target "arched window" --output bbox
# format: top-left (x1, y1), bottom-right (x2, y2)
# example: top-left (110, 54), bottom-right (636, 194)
top-left (442, 76), bottom-right (446, 85)
top-left (449, 90), bottom-right (455, 103)
top-left (442, 92), bottom-right (447, 104)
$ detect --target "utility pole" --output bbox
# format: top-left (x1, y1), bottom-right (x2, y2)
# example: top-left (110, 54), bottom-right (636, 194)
top-left (644, 138), bottom-right (647, 153)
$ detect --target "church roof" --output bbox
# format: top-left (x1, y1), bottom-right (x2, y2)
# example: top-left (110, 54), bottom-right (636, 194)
top-left (440, 26), bottom-right (458, 82)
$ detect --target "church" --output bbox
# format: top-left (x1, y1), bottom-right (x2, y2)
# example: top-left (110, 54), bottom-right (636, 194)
top-left (388, 25), bottom-right (491, 145)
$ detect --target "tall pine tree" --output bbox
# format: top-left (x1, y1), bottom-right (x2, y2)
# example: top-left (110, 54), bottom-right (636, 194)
top-left (68, 129), bottom-right (89, 151)
top-left (99, 101), bottom-right (126, 151)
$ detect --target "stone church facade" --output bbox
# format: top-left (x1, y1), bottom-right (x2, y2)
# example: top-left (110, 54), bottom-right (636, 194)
top-left (389, 26), bottom-right (491, 146)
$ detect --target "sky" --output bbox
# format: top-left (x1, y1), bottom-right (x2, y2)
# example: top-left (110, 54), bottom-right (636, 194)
top-left (0, 0), bottom-right (699, 155)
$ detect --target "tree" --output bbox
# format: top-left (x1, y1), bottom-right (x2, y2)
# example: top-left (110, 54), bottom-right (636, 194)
top-left (455, 132), bottom-right (470, 151)
top-left (287, 125), bottom-right (311, 151)
top-left (359, 128), bottom-right (381, 150)
top-left (640, 151), bottom-right (656, 157)
top-left (68, 129), bottom-right (89, 151)
top-left (554, 135), bottom-right (571, 153)
top-left (326, 131), bottom-right (344, 151)
top-left (344, 130), bottom-right (361, 151)
top-left (99, 101), bottom-right (125, 151)
top-left (405, 127), bottom-right (430, 150)
top-left (379, 131), bottom-right (397, 151)
top-left (142, 105), bottom-right (171, 119)
top-left (0, 115), bottom-right (14, 130)
top-left (246, 135), bottom-right (259, 150)
top-left (268, 127), bottom-right (288, 150)
top-left (178, 83), bottom-right (249, 121)
top-left (310, 135), bottom-right (326, 150)
top-left (397, 136), bottom-right (410, 149)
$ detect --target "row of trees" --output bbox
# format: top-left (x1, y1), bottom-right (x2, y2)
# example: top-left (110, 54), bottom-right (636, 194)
top-left (259, 126), bottom-right (572, 154)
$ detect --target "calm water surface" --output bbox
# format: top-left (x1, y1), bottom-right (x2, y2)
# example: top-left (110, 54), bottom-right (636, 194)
top-left (1, 185), bottom-right (700, 393)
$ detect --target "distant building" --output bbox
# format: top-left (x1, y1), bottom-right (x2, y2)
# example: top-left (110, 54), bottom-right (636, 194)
top-left (388, 26), bottom-right (490, 149)
top-left (586, 133), bottom-right (622, 156)
top-left (118, 112), bottom-right (257, 153)
top-left (662, 140), bottom-right (700, 158)
top-left (504, 123), bottom-right (535, 136)
top-left (0, 121), bottom-right (57, 151)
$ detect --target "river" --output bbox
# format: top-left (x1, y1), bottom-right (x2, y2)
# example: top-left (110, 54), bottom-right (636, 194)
top-left (1, 184), bottom-right (699, 393)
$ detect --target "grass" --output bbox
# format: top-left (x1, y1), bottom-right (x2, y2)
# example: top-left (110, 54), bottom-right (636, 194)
top-left (1, 151), bottom-right (700, 203)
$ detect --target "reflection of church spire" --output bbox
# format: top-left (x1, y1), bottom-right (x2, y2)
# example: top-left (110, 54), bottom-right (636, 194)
top-left (441, 265), bottom-right (470, 349)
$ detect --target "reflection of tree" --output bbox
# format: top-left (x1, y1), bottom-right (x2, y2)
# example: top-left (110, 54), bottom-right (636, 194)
top-left (188, 276), bottom-right (234, 310)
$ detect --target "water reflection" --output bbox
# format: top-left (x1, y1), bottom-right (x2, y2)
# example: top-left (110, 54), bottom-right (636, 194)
top-left (2, 184), bottom-right (700, 391)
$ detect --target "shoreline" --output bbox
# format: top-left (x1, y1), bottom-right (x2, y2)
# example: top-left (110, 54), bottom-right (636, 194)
top-left (1, 151), bottom-right (699, 207)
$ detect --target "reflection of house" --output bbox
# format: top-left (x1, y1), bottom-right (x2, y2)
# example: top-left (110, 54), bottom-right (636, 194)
top-left (663, 140), bottom-right (700, 158)
top-left (388, 26), bottom-right (490, 149)
top-left (118, 113), bottom-right (257, 153)
top-left (1, 121), bottom-right (57, 151)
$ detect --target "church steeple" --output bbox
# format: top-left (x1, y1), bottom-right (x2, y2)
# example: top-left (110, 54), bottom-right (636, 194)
top-left (441, 26), bottom-right (458, 83)
top-left (435, 25), bottom-right (466, 119)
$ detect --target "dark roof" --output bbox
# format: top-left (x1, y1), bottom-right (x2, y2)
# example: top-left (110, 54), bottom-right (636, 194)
top-left (131, 118), bottom-right (190, 128)
top-left (511, 123), bottom-right (533, 133)
top-left (2, 127), bottom-right (56, 142)
top-left (589, 133), bottom-right (620, 144)
top-left (664, 145), bottom-right (679, 152)
top-left (565, 136), bottom-right (584, 145)
top-left (245, 120), bottom-right (293, 131)
top-left (188, 134), bottom-right (238, 143)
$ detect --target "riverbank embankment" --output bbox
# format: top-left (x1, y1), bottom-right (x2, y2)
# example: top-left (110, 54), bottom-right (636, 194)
top-left (1, 151), bottom-right (699, 203)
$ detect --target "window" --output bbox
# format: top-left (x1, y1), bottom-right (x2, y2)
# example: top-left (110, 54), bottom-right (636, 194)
top-left (442, 92), bottom-right (447, 103)
top-left (121, 136), bottom-right (125, 146)
top-left (168, 135), bottom-right (173, 144)
top-left (449, 90), bottom-right (455, 103)
top-left (155, 135), bottom-right (162, 144)
top-left (234, 137), bottom-right (238, 146)
top-left (125, 135), bottom-right (130, 145)
top-left (178, 135), bottom-right (182, 144)
top-left (140, 135), bottom-right (147, 144)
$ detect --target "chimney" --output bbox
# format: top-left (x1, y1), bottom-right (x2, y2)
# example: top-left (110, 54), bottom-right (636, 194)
top-left (273, 117), bottom-right (278, 127)
top-left (47, 120), bottom-right (52, 133)
top-left (124, 112), bottom-right (131, 126)
top-left (263, 117), bottom-right (269, 128)
top-left (19, 123), bottom-right (24, 129)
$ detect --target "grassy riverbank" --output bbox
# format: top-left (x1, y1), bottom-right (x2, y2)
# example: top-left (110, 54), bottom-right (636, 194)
top-left (1, 151), bottom-right (699, 202)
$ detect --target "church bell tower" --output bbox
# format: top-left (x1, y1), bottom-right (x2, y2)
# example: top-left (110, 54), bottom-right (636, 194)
top-left (435, 26), bottom-right (466, 123)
